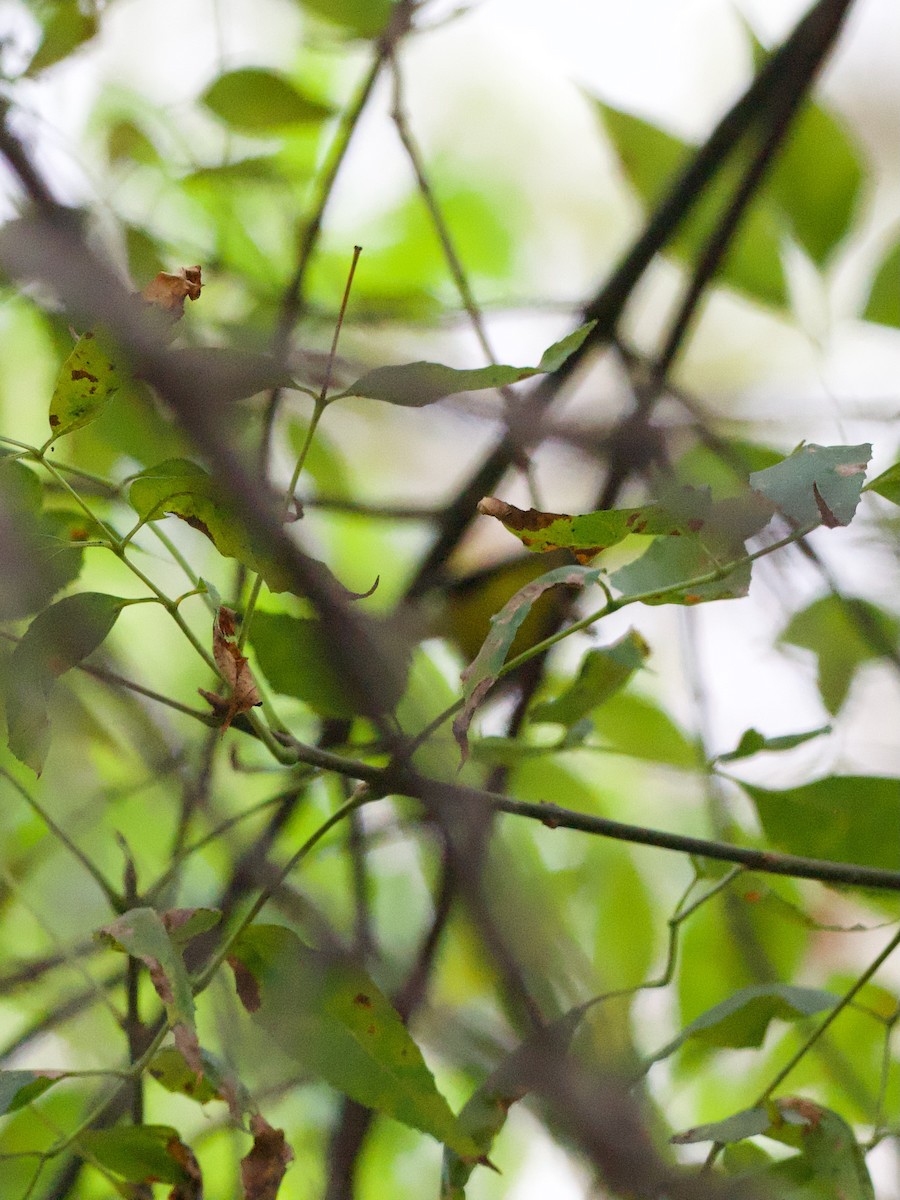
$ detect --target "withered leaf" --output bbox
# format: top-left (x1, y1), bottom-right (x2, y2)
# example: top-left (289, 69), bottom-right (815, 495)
top-left (240, 1115), bottom-right (294, 1200)
top-left (201, 606), bottom-right (262, 731)
top-left (142, 265), bottom-right (202, 319)
top-left (166, 1135), bottom-right (203, 1200)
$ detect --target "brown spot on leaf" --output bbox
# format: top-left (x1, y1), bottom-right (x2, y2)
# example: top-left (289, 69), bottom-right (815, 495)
top-left (70, 368), bottom-right (99, 383)
top-left (173, 1024), bottom-right (203, 1080)
top-left (353, 993), bottom-right (373, 1008)
top-left (777, 1096), bottom-right (824, 1128)
top-left (477, 496), bottom-right (568, 531)
top-left (165, 1134), bottom-right (203, 1199)
top-left (812, 482), bottom-right (840, 528)
top-left (179, 513), bottom-right (214, 541)
top-left (49, 414), bottom-right (60, 427)
top-left (835, 461), bottom-right (867, 477)
top-left (240, 1115), bottom-right (294, 1200)
top-left (687, 518), bottom-right (705, 532)
top-left (228, 954), bottom-right (261, 1013)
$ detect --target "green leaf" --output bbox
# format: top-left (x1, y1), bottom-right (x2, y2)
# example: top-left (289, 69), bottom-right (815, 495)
top-left (863, 240), bottom-right (900, 328)
top-left (6, 593), bottom-right (124, 774)
top-left (0, 463), bottom-right (87, 619)
top-left (26, 4), bottom-right (98, 75)
top-left (453, 564), bottom-right (606, 759)
top-left (148, 1046), bottom-right (247, 1111)
top-left (600, 104), bottom-right (787, 306)
top-left (0, 1070), bottom-right (61, 1115)
top-left (201, 68), bottom-right (334, 133)
top-left (106, 119), bottom-right (158, 166)
top-left (477, 485), bottom-right (713, 561)
top-left (530, 629), bottom-right (650, 726)
top-left (228, 924), bottom-right (481, 1159)
top-left (592, 692), bottom-right (699, 768)
top-left (441, 1012), bottom-right (581, 1198)
top-left (251, 611), bottom-right (362, 717)
top-left (651, 983), bottom-right (838, 1063)
top-left (298, 0), bottom-right (396, 37)
top-left (749, 442), bottom-right (871, 528)
top-left (535, 322), bottom-right (597, 372)
top-left (48, 332), bottom-right (122, 440)
top-left (97, 906), bottom-right (201, 1074)
top-left (763, 1099), bottom-right (875, 1200)
top-left (341, 322), bottom-right (596, 407)
top-left (80, 1125), bottom-right (194, 1185)
top-left (780, 595), bottom-right (900, 715)
top-left (864, 459), bottom-right (900, 505)
top-left (741, 775), bottom-right (900, 871)
top-left (610, 535), bottom-right (751, 605)
top-left (767, 103), bottom-right (863, 264)
top-left (672, 1106), bottom-right (771, 1145)
top-left (128, 459), bottom-right (296, 593)
top-left (716, 724), bottom-right (832, 763)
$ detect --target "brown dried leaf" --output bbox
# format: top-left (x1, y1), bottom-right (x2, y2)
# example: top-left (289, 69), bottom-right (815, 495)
top-left (166, 1134), bottom-right (203, 1199)
top-left (240, 1115), bottom-right (294, 1200)
top-left (142, 266), bottom-right (202, 319)
top-left (202, 606), bottom-right (262, 732)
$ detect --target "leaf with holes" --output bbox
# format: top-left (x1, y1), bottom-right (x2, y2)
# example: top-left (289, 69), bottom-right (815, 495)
top-left (97, 906), bottom-right (201, 1075)
top-left (453, 563), bottom-right (606, 760)
top-left (48, 332), bottom-right (122, 439)
top-left (228, 924), bottom-right (481, 1160)
top-left (762, 1099), bottom-right (875, 1200)
top-left (341, 322), bottom-right (596, 407)
top-left (749, 442), bottom-right (871, 528)
top-left (609, 535), bottom-right (751, 605)
top-left (5, 592), bottom-right (125, 774)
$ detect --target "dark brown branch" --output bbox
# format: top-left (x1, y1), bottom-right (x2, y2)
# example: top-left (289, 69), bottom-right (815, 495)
top-left (404, 0), bottom-right (857, 597)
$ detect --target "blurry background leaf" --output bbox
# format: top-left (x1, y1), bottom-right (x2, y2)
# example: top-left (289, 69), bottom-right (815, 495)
top-left (201, 68), bottom-right (334, 133)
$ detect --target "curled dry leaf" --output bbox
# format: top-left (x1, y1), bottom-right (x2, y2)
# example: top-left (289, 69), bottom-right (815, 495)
top-left (166, 1135), bottom-right (203, 1200)
top-left (141, 265), bottom-right (202, 319)
top-left (240, 1115), bottom-right (294, 1200)
top-left (200, 606), bottom-right (262, 732)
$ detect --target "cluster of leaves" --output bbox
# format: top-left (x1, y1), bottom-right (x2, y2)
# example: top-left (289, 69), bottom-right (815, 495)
top-left (1, 2), bottom-right (899, 1200)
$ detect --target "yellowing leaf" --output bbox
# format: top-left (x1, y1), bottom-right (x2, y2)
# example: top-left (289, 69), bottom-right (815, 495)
top-left (48, 332), bottom-right (122, 439)
top-left (228, 924), bottom-right (481, 1160)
